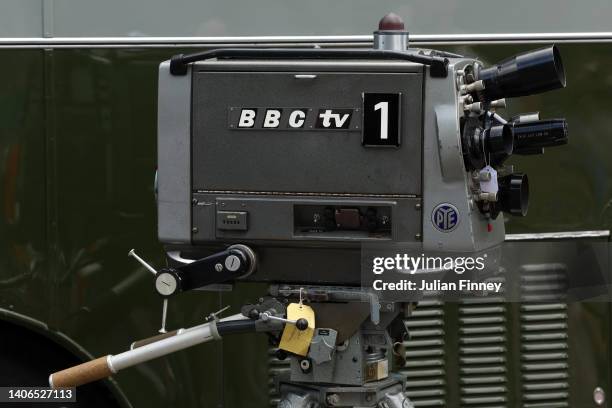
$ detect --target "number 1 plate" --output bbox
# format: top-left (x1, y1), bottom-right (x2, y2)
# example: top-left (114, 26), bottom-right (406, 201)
top-left (362, 93), bottom-right (401, 147)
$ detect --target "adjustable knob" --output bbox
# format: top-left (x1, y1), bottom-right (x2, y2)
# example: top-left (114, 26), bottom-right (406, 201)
top-left (295, 318), bottom-right (309, 331)
top-left (154, 269), bottom-right (181, 297)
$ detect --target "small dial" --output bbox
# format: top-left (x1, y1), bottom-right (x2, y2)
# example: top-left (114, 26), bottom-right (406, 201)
top-left (224, 254), bottom-right (241, 272)
top-left (155, 271), bottom-right (179, 297)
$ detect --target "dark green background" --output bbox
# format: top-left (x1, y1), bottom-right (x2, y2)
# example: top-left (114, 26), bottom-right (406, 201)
top-left (0, 44), bottom-right (610, 407)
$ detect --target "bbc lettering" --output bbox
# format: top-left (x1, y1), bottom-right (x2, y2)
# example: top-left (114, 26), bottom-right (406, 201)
top-left (233, 108), bottom-right (353, 130)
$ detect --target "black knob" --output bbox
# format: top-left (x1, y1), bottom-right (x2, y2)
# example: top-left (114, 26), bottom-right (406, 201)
top-left (248, 309), bottom-right (260, 320)
top-left (295, 318), bottom-right (309, 331)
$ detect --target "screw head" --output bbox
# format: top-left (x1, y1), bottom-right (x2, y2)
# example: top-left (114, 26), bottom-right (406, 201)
top-left (326, 394), bottom-right (340, 406)
top-left (224, 255), bottom-right (241, 272)
top-left (300, 359), bottom-right (311, 371)
top-left (214, 263), bottom-right (223, 272)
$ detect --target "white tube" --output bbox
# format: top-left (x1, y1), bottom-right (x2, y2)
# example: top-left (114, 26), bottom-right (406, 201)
top-left (110, 322), bottom-right (217, 372)
top-left (111, 313), bottom-right (247, 372)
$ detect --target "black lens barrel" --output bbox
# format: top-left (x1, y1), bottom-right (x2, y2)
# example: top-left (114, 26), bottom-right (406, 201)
top-left (485, 124), bottom-right (514, 156)
top-left (477, 45), bottom-right (566, 101)
top-left (498, 173), bottom-right (529, 216)
top-left (511, 119), bottom-right (568, 154)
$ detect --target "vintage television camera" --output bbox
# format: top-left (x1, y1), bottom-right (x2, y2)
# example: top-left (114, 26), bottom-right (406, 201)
top-left (50, 14), bottom-right (568, 407)
top-left (157, 16), bottom-right (567, 286)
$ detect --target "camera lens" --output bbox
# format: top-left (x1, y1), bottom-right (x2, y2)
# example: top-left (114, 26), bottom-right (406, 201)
top-left (485, 124), bottom-right (513, 156)
top-left (512, 119), bottom-right (568, 154)
top-left (499, 173), bottom-right (529, 216)
top-left (477, 45), bottom-right (566, 101)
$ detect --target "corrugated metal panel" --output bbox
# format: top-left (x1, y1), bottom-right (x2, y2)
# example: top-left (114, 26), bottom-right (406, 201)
top-left (458, 288), bottom-right (509, 408)
top-left (520, 264), bottom-right (570, 408)
top-left (402, 300), bottom-right (446, 407)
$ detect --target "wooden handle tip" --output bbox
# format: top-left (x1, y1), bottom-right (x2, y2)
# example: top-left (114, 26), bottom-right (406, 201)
top-left (49, 355), bottom-right (113, 388)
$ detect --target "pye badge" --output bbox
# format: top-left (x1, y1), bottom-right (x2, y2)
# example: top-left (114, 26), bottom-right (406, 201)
top-left (432, 203), bottom-right (460, 232)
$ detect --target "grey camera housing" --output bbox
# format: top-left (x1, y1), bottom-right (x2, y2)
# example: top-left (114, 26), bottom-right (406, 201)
top-left (157, 52), bottom-right (505, 284)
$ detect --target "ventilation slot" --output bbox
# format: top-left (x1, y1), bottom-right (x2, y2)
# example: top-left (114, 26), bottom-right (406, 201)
top-left (459, 292), bottom-right (508, 408)
top-left (402, 299), bottom-right (446, 407)
top-left (520, 263), bottom-right (569, 408)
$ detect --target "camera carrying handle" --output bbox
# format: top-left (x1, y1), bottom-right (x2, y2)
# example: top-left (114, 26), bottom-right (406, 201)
top-left (169, 48), bottom-right (449, 77)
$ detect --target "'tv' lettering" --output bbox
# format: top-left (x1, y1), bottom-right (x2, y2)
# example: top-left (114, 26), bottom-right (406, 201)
top-left (315, 109), bottom-right (353, 129)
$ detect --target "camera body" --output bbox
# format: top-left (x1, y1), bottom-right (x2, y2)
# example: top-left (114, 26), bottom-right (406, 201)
top-left (157, 25), bottom-right (565, 285)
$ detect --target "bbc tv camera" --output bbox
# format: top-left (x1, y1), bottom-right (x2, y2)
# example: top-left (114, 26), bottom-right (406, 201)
top-left (50, 13), bottom-right (567, 408)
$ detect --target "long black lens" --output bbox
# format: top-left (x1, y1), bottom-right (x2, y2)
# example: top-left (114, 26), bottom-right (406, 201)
top-left (485, 124), bottom-right (513, 156)
top-left (498, 173), bottom-right (529, 216)
top-left (477, 45), bottom-right (566, 101)
top-left (512, 119), bottom-right (568, 154)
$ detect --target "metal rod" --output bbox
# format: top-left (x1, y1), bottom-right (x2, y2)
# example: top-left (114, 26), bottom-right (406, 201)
top-left (260, 311), bottom-right (296, 325)
top-left (505, 230), bottom-right (610, 241)
top-left (49, 313), bottom-right (250, 388)
top-left (159, 299), bottom-right (168, 334)
top-left (110, 320), bottom-right (219, 372)
top-left (128, 249), bottom-right (157, 275)
top-left (2, 32), bottom-right (612, 49)
top-left (111, 313), bottom-right (249, 372)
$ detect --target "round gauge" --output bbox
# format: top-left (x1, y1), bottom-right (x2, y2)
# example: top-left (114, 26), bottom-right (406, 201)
top-left (155, 271), bottom-right (179, 297)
